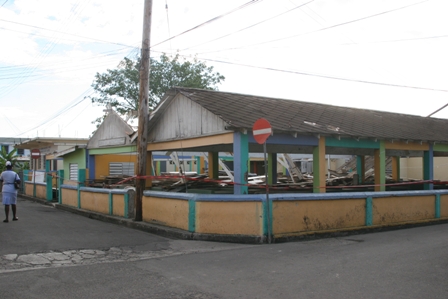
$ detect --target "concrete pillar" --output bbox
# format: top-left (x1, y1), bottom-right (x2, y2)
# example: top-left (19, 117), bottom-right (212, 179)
top-left (234, 132), bottom-right (249, 194)
top-left (208, 152), bottom-right (219, 179)
top-left (313, 137), bottom-right (326, 193)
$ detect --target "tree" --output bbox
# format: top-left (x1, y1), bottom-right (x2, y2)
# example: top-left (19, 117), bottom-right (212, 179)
top-left (89, 53), bottom-right (225, 125)
top-left (0, 148), bottom-right (26, 171)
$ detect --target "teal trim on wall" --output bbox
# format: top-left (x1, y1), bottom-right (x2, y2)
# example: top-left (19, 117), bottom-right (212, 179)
top-left (109, 193), bottom-right (113, 215)
top-left (435, 194), bottom-right (441, 219)
top-left (326, 138), bottom-right (380, 149)
top-left (188, 199), bottom-right (196, 232)
top-left (23, 170), bottom-right (29, 196)
top-left (58, 170), bottom-right (64, 204)
top-left (89, 146), bottom-right (136, 155)
top-left (124, 193), bottom-right (129, 218)
top-left (262, 198), bottom-right (273, 242)
top-left (365, 196), bottom-right (373, 226)
top-left (233, 132), bottom-right (249, 195)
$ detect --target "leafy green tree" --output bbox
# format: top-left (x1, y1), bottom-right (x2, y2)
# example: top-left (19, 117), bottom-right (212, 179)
top-left (0, 148), bottom-right (20, 171)
top-left (89, 53), bottom-right (225, 126)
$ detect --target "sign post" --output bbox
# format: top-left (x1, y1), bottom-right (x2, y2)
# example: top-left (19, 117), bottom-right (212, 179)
top-left (252, 118), bottom-right (272, 243)
top-left (31, 149), bottom-right (41, 196)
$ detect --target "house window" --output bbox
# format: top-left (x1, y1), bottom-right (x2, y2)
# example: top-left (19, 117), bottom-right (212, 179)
top-left (109, 162), bottom-right (135, 176)
top-left (69, 163), bottom-right (78, 181)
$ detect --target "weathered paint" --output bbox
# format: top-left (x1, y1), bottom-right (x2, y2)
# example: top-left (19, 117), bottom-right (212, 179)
top-left (61, 188), bottom-right (78, 207)
top-left (196, 201), bottom-right (263, 235)
top-left (374, 141), bottom-right (386, 192)
top-left (272, 199), bottom-right (365, 234)
top-left (234, 132), bottom-right (249, 195)
top-left (147, 133), bottom-right (234, 151)
top-left (112, 194), bottom-right (126, 217)
top-left (385, 141), bottom-right (429, 151)
top-left (142, 196), bottom-right (189, 231)
top-left (313, 137), bottom-right (326, 193)
top-left (81, 192), bottom-right (109, 214)
top-left (327, 138), bottom-right (379, 149)
top-left (373, 196), bottom-right (435, 224)
top-left (263, 198), bottom-right (273, 238)
top-left (35, 184), bottom-right (46, 199)
top-left (440, 194), bottom-right (448, 218)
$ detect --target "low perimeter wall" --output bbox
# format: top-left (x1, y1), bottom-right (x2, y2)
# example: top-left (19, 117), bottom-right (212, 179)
top-left (143, 190), bottom-right (448, 243)
top-left (60, 185), bottom-right (135, 219)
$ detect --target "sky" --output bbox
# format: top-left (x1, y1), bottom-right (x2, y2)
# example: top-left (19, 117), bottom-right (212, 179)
top-left (0, 0), bottom-right (447, 139)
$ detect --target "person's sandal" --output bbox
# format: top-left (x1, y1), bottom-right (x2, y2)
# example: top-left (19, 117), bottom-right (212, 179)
top-left (13, 217), bottom-right (18, 221)
top-left (3, 219), bottom-right (8, 223)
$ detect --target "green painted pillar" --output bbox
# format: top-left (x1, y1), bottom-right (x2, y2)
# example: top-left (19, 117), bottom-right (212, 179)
top-left (423, 145), bottom-right (434, 190)
top-left (188, 199), bottom-right (196, 232)
top-left (356, 156), bottom-right (365, 184)
top-left (208, 152), bottom-right (219, 179)
top-left (23, 170), bottom-right (29, 196)
top-left (313, 137), bottom-right (326, 193)
top-left (77, 169), bottom-right (86, 208)
top-left (45, 160), bottom-right (52, 201)
top-left (268, 153), bottom-right (277, 185)
top-left (374, 140), bottom-right (386, 192)
top-left (57, 170), bottom-right (64, 204)
top-left (234, 132), bottom-right (249, 195)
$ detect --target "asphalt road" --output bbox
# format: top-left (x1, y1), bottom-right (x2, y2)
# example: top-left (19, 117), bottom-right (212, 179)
top-left (0, 196), bottom-right (447, 299)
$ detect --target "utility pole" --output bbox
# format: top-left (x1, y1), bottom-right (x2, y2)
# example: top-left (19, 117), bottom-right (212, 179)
top-left (135, 0), bottom-right (152, 221)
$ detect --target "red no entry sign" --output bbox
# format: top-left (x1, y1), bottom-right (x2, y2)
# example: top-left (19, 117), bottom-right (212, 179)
top-left (253, 118), bottom-right (272, 144)
top-left (31, 148), bottom-right (41, 159)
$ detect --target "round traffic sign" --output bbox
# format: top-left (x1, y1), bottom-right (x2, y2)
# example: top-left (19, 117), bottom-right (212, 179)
top-left (252, 118), bottom-right (272, 144)
top-left (31, 148), bottom-right (41, 159)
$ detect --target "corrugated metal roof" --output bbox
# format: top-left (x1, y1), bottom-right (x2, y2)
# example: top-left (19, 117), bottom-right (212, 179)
top-left (167, 87), bottom-right (448, 144)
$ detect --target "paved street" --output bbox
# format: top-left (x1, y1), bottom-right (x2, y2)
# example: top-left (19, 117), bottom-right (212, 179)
top-left (0, 196), bottom-right (447, 299)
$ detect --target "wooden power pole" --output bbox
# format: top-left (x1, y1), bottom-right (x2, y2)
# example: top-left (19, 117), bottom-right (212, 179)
top-left (135, 0), bottom-right (153, 221)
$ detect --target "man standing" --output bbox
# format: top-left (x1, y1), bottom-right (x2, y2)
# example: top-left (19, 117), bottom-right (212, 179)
top-left (0, 161), bottom-right (21, 223)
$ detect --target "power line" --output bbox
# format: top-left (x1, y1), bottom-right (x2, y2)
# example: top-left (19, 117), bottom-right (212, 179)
top-left (193, 56), bottom-right (448, 93)
top-left (202, 0), bottom-right (429, 52)
top-left (150, 0), bottom-right (263, 49)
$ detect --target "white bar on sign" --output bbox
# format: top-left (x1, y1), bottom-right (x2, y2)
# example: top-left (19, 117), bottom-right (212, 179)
top-left (253, 128), bottom-right (272, 135)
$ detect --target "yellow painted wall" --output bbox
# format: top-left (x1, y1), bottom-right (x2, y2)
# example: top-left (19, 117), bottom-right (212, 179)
top-left (142, 196), bottom-right (189, 230)
top-left (196, 201), bottom-right (263, 235)
top-left (36, 185), bottom-right (46, 199)
top-left (24, 183), bottom-right (33, 196)
top-left (95, 154), bottom-right (137, 179)
top-left (81, 192), bottom-right (109, 214)
top-left (441, 194), bottom-right (448, 218)
top-left (273, 199), bottom-right (365, 234)
top-left (373, 196), bottom-right (434, 224)
top-left (61, 188), bottom-right (78, 207)
top-left (113, 194), bottom-right (125, 217)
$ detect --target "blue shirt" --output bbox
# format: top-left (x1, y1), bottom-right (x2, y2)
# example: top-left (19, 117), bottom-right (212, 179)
top-left (0, 170), bottom-right (20, 193)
